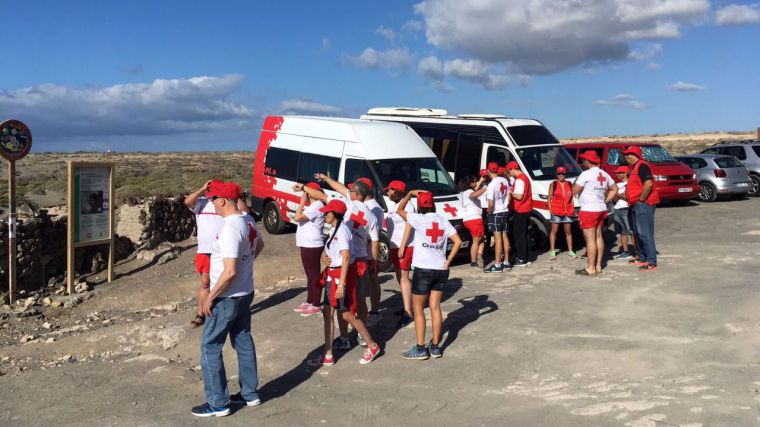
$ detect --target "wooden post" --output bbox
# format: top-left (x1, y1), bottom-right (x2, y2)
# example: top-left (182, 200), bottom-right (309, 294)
top-left (8, 160), bottom-right (16, 305)
top-left (66, 161), bottom-right (75, 295)
top-left (108, 165), bottom-right (115, 282)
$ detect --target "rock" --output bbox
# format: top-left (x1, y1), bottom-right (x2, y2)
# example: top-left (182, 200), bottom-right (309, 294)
top-left (42, 297), bottom-right (52, 306)
top-left (42, 321), bottom-right (52, 330)
top-left (20, 335), bottom-right (35, 343)
top-left (45, 338), bottom-right (55, 343)
top-left (61, 355), bottom-right (73, 363)
top-left (156, 251), bottom-right (178, 265)
top-left (51, 300), bottom-right (63, 308)
top-left (22, 297), bottom-right (37, 309)
top-left (74, 282), bottom-right (91, 293)
top-left (136, 250), bottom-right (157, 262)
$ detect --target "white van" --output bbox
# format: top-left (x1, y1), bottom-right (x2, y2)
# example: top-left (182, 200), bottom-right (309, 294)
top-left (251, 115), bottom-right (468, 271)
top-left (361, 108), bottom-right (582, 248)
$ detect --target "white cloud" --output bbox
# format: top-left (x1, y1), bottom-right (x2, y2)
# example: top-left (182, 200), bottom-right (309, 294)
top-left (628, 43), bottom-right (663, 61)
top-left (0, 75), bottom-right (256, 138)
top-left (418, 55), bottom-right (444, 80)
top-left (647, 62), bottom-right (661, 70)
top-left (341, 47), bottom-right (413, 70)
top-left (376, 25), bottom-right (396, 42)
top-left (278, 99), bottom-right (343, 116)
top-left (414, 0), bottom-right (710, 74)
top-left (402, 19), bottom-right (425, 32)
top-left (596, 93), bottom-right (647, 109)
top-left (418, 56), bottom-right (507, 91)
top-left (715, 3), bottom-right (760, 26)
top-left (667, 81), bottom-right (707, 91)
top-left (321, 38), bottom-right (331, 50)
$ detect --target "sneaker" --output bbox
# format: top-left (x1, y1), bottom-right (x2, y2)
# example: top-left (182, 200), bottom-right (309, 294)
top-left (402, 345), bottom-right (430, 360)
top-left (332, 336), bottom-right (351, 350)
top-left (357, 333), bottom-right (367, 348)
top-left (191, 403), bottom-right (230, 417)
top-left (638, 264), bottom-right (658, 271)
top-left (631, 260), bottom-right (648, 266)
top-left (293, 302), bottom-right (310, 313)
top-left (427, 340), bottom-right (442, 358)
top-left (360, 344), bottom-right (381, 365)
top-left (628, 257), bottom-right (645, 264)
top-left (366, 312), bottom-right (382, 327)
top-left (568, 251), bottom-right (577, 258)
top-left (513, 259), bottom-right (531, 267)
top-left (229, 392), bottom-right (261, 407)
top-left (300, 304), bottom-right (321, 317)
top-left (306, 353), bottom-right (335, 367)
top-left (550, 250), bottom-right (557, 259)
top-left (470, 261), bottom-right (479, 267)
top-left (484, 264), bottom-right (503, 273)
top-left (616, 251), bottom-right (632, 260)
top-left (501, 262), bottom-right (513, 270)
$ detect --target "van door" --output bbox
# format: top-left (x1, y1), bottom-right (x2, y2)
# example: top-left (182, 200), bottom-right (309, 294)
top-left (483, 144), bottom-right (515, 167)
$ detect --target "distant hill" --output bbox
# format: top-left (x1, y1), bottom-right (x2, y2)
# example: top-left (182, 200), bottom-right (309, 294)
top-left (561, 130), bottom-right (757, 155)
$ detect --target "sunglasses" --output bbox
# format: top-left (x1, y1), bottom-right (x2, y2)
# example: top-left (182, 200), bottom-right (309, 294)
top-left (557, 172), bottom-right (566, 175)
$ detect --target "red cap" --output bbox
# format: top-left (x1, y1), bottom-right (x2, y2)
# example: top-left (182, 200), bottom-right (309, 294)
top-left (487, 162), bottom-right (499, 173)
top-left (319, 199), bottom-right (347, 215)
top-left (615, 165), bottom-right (630, 174)
top-left (505, 161), bottom-right (520, 170)
top-left (556, 166), bottom-right (567, 174)
top-left (578, 150), bottom-right (601, 164)
top-left (206, 179), bottom-right (225, 195)
top-left (479, 169), bottom-right (488, 177)
top-left (305, 182), bottom-right (322, 191)
top-left (384, 180), bottom-right (406, 192)
top-left (622, 146), bottom-right (643, 158)
top-left (228, 182), bottom-right (244, 198)
top-left (497, 167), bottom-right (507, 175)
top-left (357, 177), bottom-right (373, 190)
top-left (417, 191), bottom-right (434, 208)
top-left (207, 182), bottom-right (238, 200)
top-left (346, 183), bottom-right (354, 190)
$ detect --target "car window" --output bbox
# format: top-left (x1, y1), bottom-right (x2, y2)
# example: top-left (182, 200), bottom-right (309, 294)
top-left (696, 158), bottom-right (708, 169)
top-left (486, 145), bottom-right (514, 166)
top-left (721, 146), bottom-right (747, 160)
top-left (701, 148), bottom-right (720, 155)
top-left (607, 148), bottom-right (624, 166)
top-left (714, 157), bottom-right (743, 168)
top-left (264, 147), bottom-right (299, 181)
top-left (752, 145), bottom-right (760, 158)
top-left (298, 153), bottom-right (340, 188)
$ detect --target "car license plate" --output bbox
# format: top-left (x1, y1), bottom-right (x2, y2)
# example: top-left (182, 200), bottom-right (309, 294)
top-left (448, 241), bottom-right (469, 251)
top-left (678, 188), bottom-right (692, 193)
top-left (738, 182), bottom-right (749, 187)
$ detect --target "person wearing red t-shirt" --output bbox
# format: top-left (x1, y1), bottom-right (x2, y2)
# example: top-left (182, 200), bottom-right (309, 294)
top-left (573, 151), bottom-right (618, 276)
top-left (623, 146), bottom-right (660, 271)
top-left (507, 161), bottom-right (533, 267)
top-left (396, 190), bottom-right (461, 359)
top-left (546, 166), bottom-right (576, 259)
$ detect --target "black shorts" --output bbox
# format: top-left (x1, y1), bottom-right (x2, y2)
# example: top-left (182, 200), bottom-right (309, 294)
top-left (487, 212), bottom-right (509, 233)
top-left (411, 268), bottom-right (450, 295)
top-left (323, 278), bottom-right (350, 312)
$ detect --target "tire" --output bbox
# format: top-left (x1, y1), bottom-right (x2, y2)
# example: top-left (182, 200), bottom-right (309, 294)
top-left (377, 232), bottom-right (394, 273)
top-left (528, 216), bottom-right (548, 250)
top-left (262, 201), bottom-right (286, 234)
top-left (698, 182), bottom-right (718, 203)
top-left (749, 174), bottom-right (760, 197)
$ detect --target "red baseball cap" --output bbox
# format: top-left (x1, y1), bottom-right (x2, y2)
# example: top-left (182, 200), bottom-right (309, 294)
top-left (228, 182), bottom-right (244, 198)
top-left (622, 146), bottom-right (643, 158)
top-left (417, 191), bottom-right (434, 208)
top-left (206, 179), bottom-right (225, 195)
top-left (305, 182), bottom-right (322, 191)
top-left (384, 180), bottom-right (406, 192)
top-left (487, 162), bottom-right (499, 173)
top-left (207, 182), bottom-right (238, 200)
top-left (556, 166), bottom-right (567, 174)
top-left (357, 177), bottom-right (373, 190)
top-left (505, 161), bottom-right (520, 170)
top-left (479, 169), bottom-right (488, 177)
top-left (319, 199), bottom-right (347, 215)
top-left (497, 167), bottom-right (507, 175)
top-left (578, 150), bottom-right (601, 164)
top-left (615, 165), bottom-right (630, 174)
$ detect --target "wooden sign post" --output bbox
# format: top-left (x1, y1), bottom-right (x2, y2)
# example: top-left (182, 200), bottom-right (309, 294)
top-left (1, 120), bottom-right (32, 305)
top-left (66, 162), bottom-right (115, 294)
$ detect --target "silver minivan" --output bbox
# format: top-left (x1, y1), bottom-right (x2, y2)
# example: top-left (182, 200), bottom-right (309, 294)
top-left (675, 154), bottom-right (751, 202)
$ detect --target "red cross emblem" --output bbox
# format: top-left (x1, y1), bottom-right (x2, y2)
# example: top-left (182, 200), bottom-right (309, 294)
top-left (596, 172), bottom-right (607, 186)
top-left (349, 210), bottom-right (367, 229)
top-left (247, 223), bottom-right (257, 249)
top-left (443, 203), bottom-right (458, 216)
top-left (500, 182), bottom-right (507, 193)
top-left (426, 222), bottom-right (445, 243)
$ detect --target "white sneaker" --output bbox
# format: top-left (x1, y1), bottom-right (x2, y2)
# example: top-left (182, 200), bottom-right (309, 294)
top-left (357, 333), bottom-right (367, 348)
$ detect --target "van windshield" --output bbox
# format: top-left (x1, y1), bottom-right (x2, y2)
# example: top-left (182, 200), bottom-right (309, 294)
top-left (363, 157), bottom-right (458, 196)
top-left (515, 146), bottom-right (581, 180)
top-left (642, 146), bottom-right (677, 163)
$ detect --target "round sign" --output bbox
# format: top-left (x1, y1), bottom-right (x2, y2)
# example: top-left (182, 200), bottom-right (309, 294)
top-left (0, 120), bottom-right (32, 161)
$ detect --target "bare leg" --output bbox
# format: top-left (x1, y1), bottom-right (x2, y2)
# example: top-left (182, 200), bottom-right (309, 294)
top-left (400, 270), bottom-right (412, 316)
top-left (621, 234), bottom-right (629, 252)
top-left (595, 225), bottom-right (605, 273)
top-left (493, 233), bottom-right (503, 266)
top-left (583, 228), bottom-right (597, 274)
top-left (323, 306), bottom-right (334, 356)
top-left (470, 236), bottom-right (482, 263)
top-left (549, 223), bottom-right (559, 252)
top-left (412, 294), bottom-right (427, 346)
top-left (428, 291), bottom-right (443, 345)
top-left (502, 231), bottom-right (510, 263)
top-left (342, 312), bottom-right (377, 348)
top-left (337, 309), bottom-right (349, 337)
top-left (563, 223), bottom-right (573, 251)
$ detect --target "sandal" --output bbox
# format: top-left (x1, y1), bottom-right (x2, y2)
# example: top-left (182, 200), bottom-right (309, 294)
top-left (190, 314), bottom-right (205, 327)
top-left (575, 269), bottom-right (597, 276)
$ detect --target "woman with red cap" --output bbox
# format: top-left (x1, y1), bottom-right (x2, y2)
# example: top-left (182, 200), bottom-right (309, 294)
top-left (396, 190), bottom-right (462, 360)
top-left (292, 182), bottom-right (326, 317)
top-left (457, 174), bottom-right (487, 267)
top-left (384, 179), bottom-right (415, 326)
top-left (546, 166), bottom-right (576, 259)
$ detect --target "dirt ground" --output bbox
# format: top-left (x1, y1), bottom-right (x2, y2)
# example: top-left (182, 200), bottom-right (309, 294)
top-left (2, 198), bottom-right (760, 426)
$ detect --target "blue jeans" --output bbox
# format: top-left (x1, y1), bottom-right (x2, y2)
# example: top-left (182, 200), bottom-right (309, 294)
top-left (631, 203), bottom-right (657, 266)
top-left (201, 292), bottom-right (258, 407)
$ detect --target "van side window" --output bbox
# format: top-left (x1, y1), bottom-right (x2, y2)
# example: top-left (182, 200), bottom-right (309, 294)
top-left (607, 148), bottom-right (624, 166)
top-left (419, 129), bottom-right (459, 173)
top-left (299, 153), bottom-right (340, 187)
top-left (457, 133), bottom-right (484, 179)
top-left (486, 146), bottom-right (513, 166)
top-left (345, 158), bottom-right (372, 186)
top-left (264, 147), bottom-right (299, 181)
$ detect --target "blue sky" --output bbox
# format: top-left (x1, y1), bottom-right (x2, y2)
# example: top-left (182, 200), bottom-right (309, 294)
top-left (1, 0), bottom-right (759, 152)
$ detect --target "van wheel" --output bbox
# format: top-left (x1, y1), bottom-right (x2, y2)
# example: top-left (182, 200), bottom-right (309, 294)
top-left (528, 216), bottom-right (548, 250)
top-left (698, 182), bottom-right (717, 202)
top-left (749, 174), bottom-right (760, 197)
top-left (263, 201), bottom-right (286, 234)
top-left (377, 233), bottom-right (393, 273)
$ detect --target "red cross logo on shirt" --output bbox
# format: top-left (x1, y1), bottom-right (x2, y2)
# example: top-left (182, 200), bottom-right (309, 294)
top-left (247, 223), bottom-right (257, 249)
top-left (349, 210), bottom-right (367, 229)
top-left (443, 203), bottom-right (458, 216)
top-left (596, 172), bottom-right (607, 186)
top-left (426, 222), bottom-right (445, 243)
top-left (500, 182), bottom-right (508, 193)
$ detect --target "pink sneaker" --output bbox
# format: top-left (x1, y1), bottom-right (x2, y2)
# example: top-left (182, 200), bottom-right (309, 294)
top-left (359, 344), bottom-right (381, 365)
top-left (306, 353), bottom-right (334, 367)
top-left (293, 302), bottom-right (310, 312)
top-left (300, 304), bottom-right (321, 317)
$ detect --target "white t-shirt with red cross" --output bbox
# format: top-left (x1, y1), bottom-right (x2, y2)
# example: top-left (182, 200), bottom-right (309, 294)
top-left (486, 177), bottom-right (510, 214)
top-left (192, 197), bottom-right (224, 254)
top-left (296, 200), bottom-right (325, 248)
top-left (460, 189), bottom-right (483, 221)
top-left (385, 200), bottom-right (416, 249)
top-left (342, 191), bottom-right (379, 260)
top-left (576, 166), bottom-right (615, 212)
top-left (210, 213), bottom-right (260, 298)
top-left (326, 222), bottom-right (353, 268)
top-left (407, 213), bottom-right (457, 270)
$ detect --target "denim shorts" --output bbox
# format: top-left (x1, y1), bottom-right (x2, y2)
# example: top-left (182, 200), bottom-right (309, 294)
top-left (411, 268), bottom-right (449, 295)
top-left (550, 214), bottom-right (573, 224)
top-left (613, 208), bottom-right (633, 235)
top-left (487, 212), bottom-right (509, 233)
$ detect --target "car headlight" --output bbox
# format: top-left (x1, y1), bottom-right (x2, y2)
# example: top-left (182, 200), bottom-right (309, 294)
top-left (654, 175), bottom-right (668, 182)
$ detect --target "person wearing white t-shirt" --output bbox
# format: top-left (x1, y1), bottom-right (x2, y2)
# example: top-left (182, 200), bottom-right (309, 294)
top-left (396, 190), bottom-right (461, 360)
top-left (185, 180), bottom-right (225, 328)
top-left (458, 175), bottom-right (487, 267)
top-left (358, 177), bottom-right (385, 328)
top-left (292, 182), bottom-right (326, 317)
top-left (611, 166), bottom-right (635, 260)
top-left (384, 180), bottom-right (415, 326)
top-left (192, 182), bottom-right (265, 418)
top-left (484, 162), bottom-right (512, 273)
top-left (477, 169), bottom-right (491, 262)
top-left (572, 151), bottom-right (618, 276)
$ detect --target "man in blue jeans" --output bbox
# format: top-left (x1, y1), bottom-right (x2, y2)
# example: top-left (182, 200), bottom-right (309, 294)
top-left (623, 146), bottom-right (659, 271)
top-left (192, 181), bottom-right (265, 417)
